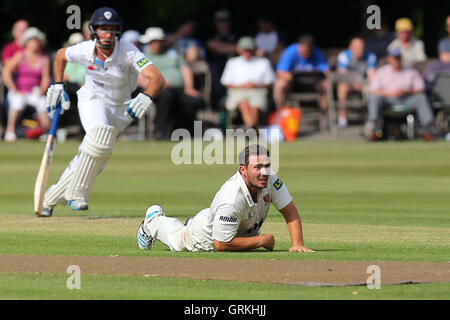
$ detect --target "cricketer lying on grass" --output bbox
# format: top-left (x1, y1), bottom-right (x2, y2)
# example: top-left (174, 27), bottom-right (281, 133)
top-left (137, 145), bottom-right (314, 253)
top-left (39, 6), bottom-right (165, 217)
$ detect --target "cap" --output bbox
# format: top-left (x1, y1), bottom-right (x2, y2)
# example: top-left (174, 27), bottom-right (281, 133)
top-left (139, 27), bottom-right (166, 44)
top-left (387, 47), bottom-right (402, 58)
top-left (214, 9), bottom-right (231, 20)
top-left (122, 30), bottom-right (140, 43)
top-left (237, 36), bottom-right (255, 50)
top-left (67, 32), bottom-right (84, 46)
top-left (21, 27), bottom-right (46, 46)
top-left (395, 18), bottom-right (413, 32)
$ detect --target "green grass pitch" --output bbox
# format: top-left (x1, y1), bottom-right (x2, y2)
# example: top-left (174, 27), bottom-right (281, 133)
top-left (0, 139), bottom-right (449, 300)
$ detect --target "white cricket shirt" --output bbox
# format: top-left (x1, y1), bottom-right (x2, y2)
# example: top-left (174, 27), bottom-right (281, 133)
top-left (65, 39), bottom-right (152, 106)
top-left (204, 171), bottom-right (293, 243)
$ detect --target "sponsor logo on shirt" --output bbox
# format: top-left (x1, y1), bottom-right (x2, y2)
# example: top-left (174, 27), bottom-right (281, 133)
top-left (273, 178), bottom-right (283, 190)
top-left (137, 57), bottom-right (149, 68)
top-left (219, 216), bottom-right (237, 223)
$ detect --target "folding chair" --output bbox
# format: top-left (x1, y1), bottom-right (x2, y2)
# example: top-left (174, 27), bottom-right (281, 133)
top-left (189, 59), bottom-right (212, 110)
top-left (430, 73), bottom-right (450, 134)
top-left (327, 71), bottom-right (368, 138)
top-left (286, 71), bottom-right (326, 131)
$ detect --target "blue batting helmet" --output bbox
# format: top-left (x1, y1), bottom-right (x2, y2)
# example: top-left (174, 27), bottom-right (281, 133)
top-left (89, 7), bottom-right (122, 40)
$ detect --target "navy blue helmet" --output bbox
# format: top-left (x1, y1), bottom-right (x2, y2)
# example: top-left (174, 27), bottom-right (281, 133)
top-left (89, 7), bottom-right (122, 47)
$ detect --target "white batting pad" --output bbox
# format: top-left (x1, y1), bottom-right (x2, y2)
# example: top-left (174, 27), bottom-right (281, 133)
top-left (64, 125), bottom-right (118, 202)
top-left (43, 154), bottom-right (78, 208)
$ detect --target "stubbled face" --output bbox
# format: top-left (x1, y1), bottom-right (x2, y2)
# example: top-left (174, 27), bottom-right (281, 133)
top-left (96, 25), bottom-right (118, 49)
top-left (240, 154), bottom-right (271, 191)
top-left (349, 38), bottom-right (365, 59)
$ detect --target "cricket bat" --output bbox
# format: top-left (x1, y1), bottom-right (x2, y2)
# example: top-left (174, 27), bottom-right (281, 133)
top-left (34, 105), bottom-right (61, 216)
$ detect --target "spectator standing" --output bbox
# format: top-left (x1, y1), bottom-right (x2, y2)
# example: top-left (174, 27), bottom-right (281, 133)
top-left (206, 9), bottom-right (238, 111)
top-left (220, 37), bottom-right (276, 129)
top-left (140, 27), bottom-right (203, 139)
top-left (2, 27), bottom-right (50, 142)
top-left (364, 20), bottom-right (396, 61)
top-left (367, 48), bottom-right (434, 141)
top-left (167, 20), bottom-right (206, 63)
top-left (336, 35), bottom-right (377, 127)
top-left (273, 34), bottom-right (329, 112)
top-left (437, 15), bottom-right (450, 57)
top-left (1, 19), bottom-right (29, 64)
top-left (387, 18), bottom-right (426, 68)
top-left (254, 16), bottom-right (287, 66)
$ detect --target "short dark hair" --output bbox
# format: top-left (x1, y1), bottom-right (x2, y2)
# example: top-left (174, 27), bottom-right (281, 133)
top-left (298, 34), bottom-right (315, 48)
top-left (238, 144), bottom-right (271, 166)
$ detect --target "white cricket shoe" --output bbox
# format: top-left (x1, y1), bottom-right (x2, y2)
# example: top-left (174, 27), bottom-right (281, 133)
top-left (137, 222), bottom-right (155, 250)
top-left (137, 204), bottom-right (165, 250)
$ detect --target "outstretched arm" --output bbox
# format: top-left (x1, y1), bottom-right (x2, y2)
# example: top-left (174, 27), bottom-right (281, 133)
top-left (279, 201), bottom-right (314, 253)
top-left (214, 234), bottom-right (275, 252)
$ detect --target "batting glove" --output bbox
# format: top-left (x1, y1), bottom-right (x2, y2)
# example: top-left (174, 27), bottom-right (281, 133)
top-left (124, 93), bottom-right (153, 121)
top-left (46, 83), bottom-right (70, 119)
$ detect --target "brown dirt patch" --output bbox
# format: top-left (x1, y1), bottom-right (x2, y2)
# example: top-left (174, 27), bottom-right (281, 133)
top-left (1, 254), bottom-right (449, 286)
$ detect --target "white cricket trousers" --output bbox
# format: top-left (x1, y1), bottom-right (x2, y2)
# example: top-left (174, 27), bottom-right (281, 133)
top-left (44, 94), bottom-right (132, 207)
top-left (146, 209), bottom-right (214, 252)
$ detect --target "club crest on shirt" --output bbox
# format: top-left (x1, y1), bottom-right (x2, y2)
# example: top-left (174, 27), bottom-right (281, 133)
top-left (273, 178), bottom-right (283, 190)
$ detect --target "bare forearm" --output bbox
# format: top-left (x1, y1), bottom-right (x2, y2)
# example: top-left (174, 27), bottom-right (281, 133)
top-left (286, 215), bottom-right (305, 247)
top-left (141, 65), bottom-right (166, 98)
top-left (214, 235), bottom-right (269, 252)
top-left (53, 49), bottom-right (67, 83)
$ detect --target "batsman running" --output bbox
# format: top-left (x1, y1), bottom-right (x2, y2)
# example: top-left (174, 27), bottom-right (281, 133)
top-left (40, 7), bottom-right (165, 217)
top-left (137, 144), bottom-right (314, 253)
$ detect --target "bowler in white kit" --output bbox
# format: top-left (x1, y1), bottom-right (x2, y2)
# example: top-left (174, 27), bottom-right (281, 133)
top-left (137, 145), bottom-right (314, 253)
top-left (40, 7), bottom-right (165, 216)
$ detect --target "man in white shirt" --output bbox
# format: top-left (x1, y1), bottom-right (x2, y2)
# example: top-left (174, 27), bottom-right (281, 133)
top-left (137, 144), bottom-right (314, 253)
top-left (39, 7), bottom-right (165, 217)
top-left (220, 37), bottom-right (276, 129)
top-left (387, 18), bottom-right (426, 68)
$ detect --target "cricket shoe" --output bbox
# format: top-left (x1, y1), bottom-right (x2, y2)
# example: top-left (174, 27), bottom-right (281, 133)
top-left (67, 200), bottom-right (89, 211)
top-left (144, 204), bottom-right (165, 224)
top-left (137, 205), bottom-right (165, 250)
top-left (137, 221), bottom-right (155, 250)
top-left (36, 206), bottom-right (53, 218)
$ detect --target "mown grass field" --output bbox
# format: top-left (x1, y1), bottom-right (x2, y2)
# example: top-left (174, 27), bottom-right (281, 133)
top-left (0, 139), bottom-right (449, 300)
